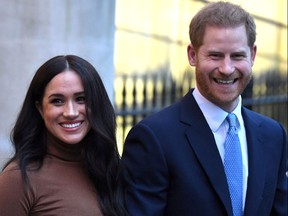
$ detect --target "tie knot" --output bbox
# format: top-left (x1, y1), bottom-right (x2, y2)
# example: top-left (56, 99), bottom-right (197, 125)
top-left (227, 113), bottom-right (237, 129)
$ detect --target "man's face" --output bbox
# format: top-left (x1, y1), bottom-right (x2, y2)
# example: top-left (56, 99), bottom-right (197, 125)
top-left (187, 25), bottom-right (257, 112)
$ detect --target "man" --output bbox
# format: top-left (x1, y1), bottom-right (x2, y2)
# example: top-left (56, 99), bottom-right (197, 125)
top-left (121, 2), bottom-right (287, 216)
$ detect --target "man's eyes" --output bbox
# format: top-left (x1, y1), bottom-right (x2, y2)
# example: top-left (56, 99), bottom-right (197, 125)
top-left (208, 53), bottom-right (246, 60)
top-left (232, 54), bottom-right (246, 59)
top-left (209, 53), bottom-right (222, 59)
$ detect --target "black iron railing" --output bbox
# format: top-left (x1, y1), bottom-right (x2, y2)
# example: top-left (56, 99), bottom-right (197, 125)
top-left (114, 70), bottom-right (287, 145)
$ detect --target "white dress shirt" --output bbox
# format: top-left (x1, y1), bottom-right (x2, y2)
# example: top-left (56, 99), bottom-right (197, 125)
top-left (193, 87), bottom-right (248, 210)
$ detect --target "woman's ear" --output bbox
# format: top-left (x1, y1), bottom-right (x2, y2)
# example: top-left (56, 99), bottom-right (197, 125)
top-left (35, 101), bottom-right (43, 117)
top-left (187, 44), bottom-right (197, 66)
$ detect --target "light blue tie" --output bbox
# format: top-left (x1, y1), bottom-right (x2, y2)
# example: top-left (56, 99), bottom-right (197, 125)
top-left (224, 113), bottom-right (243, 216)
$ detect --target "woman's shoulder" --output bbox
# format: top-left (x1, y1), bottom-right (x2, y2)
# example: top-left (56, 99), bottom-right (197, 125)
top-left (1, 161), bottom-right (21, 176)
top-left (0, 161), bottom-right (23, 188)
top-left (0, 160), bottom-right (39, 188)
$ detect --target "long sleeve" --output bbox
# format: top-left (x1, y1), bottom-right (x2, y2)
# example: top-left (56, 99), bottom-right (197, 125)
top-left (271, 123), bottom-right (287, 216)
top-left (121, 123), bottom-right (169, 215)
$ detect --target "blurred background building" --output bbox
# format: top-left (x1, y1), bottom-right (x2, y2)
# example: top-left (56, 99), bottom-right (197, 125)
top-left (114, 0), bottom-right (287, 153)
top-left (0, 0), bottom-right (287, 168)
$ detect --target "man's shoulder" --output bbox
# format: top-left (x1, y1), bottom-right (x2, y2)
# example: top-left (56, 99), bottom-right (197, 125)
top-left (140, 100), bottom-right (182, 124)
top-left (242, 107), bottom-right (285, 132)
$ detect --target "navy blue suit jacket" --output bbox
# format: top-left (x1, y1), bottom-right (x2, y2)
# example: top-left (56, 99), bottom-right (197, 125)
top-left (121, 89), bottom-right (287, 216)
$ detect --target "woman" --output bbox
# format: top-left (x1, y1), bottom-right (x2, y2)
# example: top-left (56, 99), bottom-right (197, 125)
top-left (0, 55), bottom-right (127, 216)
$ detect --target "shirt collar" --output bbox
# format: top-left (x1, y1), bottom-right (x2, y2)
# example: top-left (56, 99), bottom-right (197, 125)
top-left (193, 87), bottom-right (242, 132)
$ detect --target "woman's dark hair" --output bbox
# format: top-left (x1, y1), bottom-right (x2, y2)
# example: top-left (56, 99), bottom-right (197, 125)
top-left (5, 55), bottom-right (127, 215)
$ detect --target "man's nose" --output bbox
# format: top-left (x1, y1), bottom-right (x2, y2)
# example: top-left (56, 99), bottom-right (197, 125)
top-left (218, 57), bottom-right (235, 75)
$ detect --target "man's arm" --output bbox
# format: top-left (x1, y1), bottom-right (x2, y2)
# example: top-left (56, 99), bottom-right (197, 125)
top-left (121, 122), bottom-right (169, 216)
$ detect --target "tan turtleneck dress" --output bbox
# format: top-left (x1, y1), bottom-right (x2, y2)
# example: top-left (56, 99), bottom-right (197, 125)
top-left (0, 135), bottom-right (103, 216)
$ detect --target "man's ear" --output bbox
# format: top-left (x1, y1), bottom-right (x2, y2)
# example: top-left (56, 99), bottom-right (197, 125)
top-left (250, 44), bottom-right (257, 66)
top-left (35, 101), bottom-right (43, 117)
top-left (187, 44), bottom-right (197, 66)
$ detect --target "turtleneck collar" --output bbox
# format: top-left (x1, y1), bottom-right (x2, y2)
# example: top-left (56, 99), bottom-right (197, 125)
top-left (46, 131), bottom-right (84, 162)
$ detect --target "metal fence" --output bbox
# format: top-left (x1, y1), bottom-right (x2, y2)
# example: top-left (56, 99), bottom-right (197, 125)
top-left (114, 69), bottom-right (287, 146)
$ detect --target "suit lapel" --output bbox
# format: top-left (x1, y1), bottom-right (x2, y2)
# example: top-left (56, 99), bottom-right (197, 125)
top-left (180, 91), bottom-right (233, 216)
top-left (242, 108), bottom-right (265, 216)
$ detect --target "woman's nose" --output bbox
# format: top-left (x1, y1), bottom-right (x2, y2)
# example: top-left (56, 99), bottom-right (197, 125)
top-left (63, 101), bottom-right (79, 118)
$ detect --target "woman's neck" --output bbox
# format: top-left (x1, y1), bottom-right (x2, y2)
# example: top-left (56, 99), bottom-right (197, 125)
top-left (46, 132), bottom-right (84, 162)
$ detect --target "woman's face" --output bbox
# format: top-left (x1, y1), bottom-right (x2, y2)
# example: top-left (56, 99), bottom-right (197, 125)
top-left (37, 70), bottom-right (91, 144)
